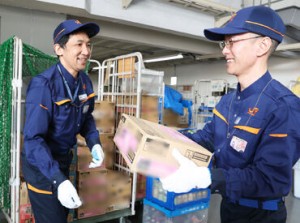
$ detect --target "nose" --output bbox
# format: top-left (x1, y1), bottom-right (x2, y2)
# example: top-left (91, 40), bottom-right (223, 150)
top-left (221, 46), bottom-right (230, 56)
top-left (82, 44), bottom-right (91, 56)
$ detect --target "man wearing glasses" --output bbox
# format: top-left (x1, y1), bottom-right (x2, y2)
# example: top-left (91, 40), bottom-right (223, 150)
top-left (160, 6), bottom-right (300, 223)
top-left (21, 20), bottom-right (104, 223)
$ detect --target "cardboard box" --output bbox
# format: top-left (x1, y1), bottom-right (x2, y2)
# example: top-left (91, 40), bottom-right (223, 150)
top-left (118, 57), bottom-right (136, 78)
top-left (100, 133), bottom-right (115, 153)
top-left (20, 182), bottom-right (35, 223)
top-left (136, 174), bottom-right (147, 199)
top-left (77, 204), bottom-right (107, 219)
top-left (114, 114), bottom-right (212, 178)
top-left (93, 101), bottom-right (115, 120)
top-left (104, 150), bottom-right (115, 169)
top-left (163, 108), bottom-right (189, 128)
top-left (93, 101), bottom-right (116, 133)
top-left (106, 170), bottom-right (132, 204)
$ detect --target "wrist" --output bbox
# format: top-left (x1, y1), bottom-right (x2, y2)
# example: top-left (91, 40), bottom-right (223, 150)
top-left (51, 171), bottom-right (68, 191)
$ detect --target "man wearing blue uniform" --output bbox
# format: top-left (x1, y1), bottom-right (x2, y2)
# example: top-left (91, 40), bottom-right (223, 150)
top-left (160, 6), bottom-right (300, 223)
top-left (21, 19), bottom-right (104, 223)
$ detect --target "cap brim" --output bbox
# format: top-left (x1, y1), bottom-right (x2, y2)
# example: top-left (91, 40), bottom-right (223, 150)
top-left (204, 27), bottom-right (248, 41)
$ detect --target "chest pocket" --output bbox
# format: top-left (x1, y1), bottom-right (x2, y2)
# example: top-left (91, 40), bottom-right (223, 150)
top-left (52, 96), bottom-right (73, 132)
top-left (230, 114), bottom-right (266, 161)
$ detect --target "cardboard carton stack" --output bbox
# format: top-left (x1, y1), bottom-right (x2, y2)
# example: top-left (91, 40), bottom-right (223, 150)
top-left (76, 146), bottom-right (108, 219)
top-left (67, 147), bottom-right (78, 222)
top-left (92, 101), bottom-right (116, 134)
top-left (105, 170), bottom-right (132, 213)
top-left (76, 146), bottom-right (132, 219)
top-left (163, 108), bottom-right (189, 128)
top-left (115, 95), bottom-right (162, 124)
top-left (85, 100), bottom-right (116, 169)
top-left (19, 182), bottom-right (35, 223)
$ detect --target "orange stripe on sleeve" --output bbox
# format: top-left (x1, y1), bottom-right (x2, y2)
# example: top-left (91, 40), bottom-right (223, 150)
top-left (27, 183), bottom-right (53, 195)
top-left (39, 104), bottom-right (48, 110)
top-left (55, 99), bottom-right (71, 106)
top-left (213, 108), bottom-right (228, 125)
top-left (87, 93), bottom-right (95, 99)
top-left (269, 133), bottom-right (288, 138)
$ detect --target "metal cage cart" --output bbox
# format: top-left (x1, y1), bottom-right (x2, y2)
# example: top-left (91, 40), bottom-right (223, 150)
top-left (1, 36), bottom-right (58, 223)
top-left (192, 79), bottom-right (227, 129)
top-left (94, 52), bottom-right (164, 222)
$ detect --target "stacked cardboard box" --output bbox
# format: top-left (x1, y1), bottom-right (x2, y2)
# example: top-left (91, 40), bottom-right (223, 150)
top-left (76, 133), bottom-right (115, 170)
top-left (106, 170), bottom-right (132, 213)
top-left (115, 95), bottom-right (163, 124)
top-left (136, 174), bottom-right (147, 199)
top-left (76, 146), bottom-right (108, 219)
top-left (76, 146), bottom-right (132, 219)
top-left (93, 101), bottom-right (116, 134)
top-left (117, 57), bottom-right (136, 79)
top-left (19, 182), bottom-right (35, 223)
top-left (163, 108), bottom-right (189, 128)
top-left (67, 147), bottom-right (78, 222)
top-left (77, 100), bottom-right (116, 169)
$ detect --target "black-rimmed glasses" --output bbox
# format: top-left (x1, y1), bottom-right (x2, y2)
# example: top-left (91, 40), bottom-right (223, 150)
top-left (219, 36), bottom-right (262, 50)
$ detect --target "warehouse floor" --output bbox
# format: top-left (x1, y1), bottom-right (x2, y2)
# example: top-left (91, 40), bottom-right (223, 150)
top-left (1, 192), bottom-right (299, 222)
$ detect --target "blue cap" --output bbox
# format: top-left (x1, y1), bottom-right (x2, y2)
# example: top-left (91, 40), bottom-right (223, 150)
top-left (53, 19), bottom-right (100, 44)
top-left (204, 6), bottom-right (285, 43)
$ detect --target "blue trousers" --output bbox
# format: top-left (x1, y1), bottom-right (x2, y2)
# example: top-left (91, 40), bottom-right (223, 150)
top-left (22, 151), bottom-right (73, 223)
top-left (220, 198), bottom-right (287, 223)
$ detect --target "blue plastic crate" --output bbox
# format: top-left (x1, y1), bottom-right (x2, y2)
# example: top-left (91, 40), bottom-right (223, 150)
top-left (143, 198), bottom-right (209, 223)
top-left (146, 176), bottom-right (210, 210)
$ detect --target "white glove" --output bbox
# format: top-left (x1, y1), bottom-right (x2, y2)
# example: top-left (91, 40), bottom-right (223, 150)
top-left (160, 148), bottom-right (211, 193)
top-left (89, 144), bottom-right (105, 168)
top-left (57, 180), bottom-right (82, 209)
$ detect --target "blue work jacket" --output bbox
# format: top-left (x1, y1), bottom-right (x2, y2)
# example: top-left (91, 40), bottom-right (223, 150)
top-left (22, 62), bottom-right (100, 189)
top-left (185, 72), bottom-right (300, 201)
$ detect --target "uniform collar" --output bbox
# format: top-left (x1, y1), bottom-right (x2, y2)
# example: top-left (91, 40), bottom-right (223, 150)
top-left (236, 71), bottom-right (272, 99)
top-left (57, 62), bottom-right (80, 86)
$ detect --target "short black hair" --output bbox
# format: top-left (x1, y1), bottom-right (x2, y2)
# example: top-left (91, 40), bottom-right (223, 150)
top-left (56, 34), bottom-right (69, 48)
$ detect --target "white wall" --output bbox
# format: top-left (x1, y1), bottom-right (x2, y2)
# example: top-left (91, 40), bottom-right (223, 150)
top-left (0, 5), bottom-right (65, 54)
top-left (161, 57), bottom-right (300, 89)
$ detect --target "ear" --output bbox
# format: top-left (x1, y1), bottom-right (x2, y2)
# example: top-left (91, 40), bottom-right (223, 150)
top-left (257, 37), bottom-right (272, 57)
top-left (54, 44), bottom-right (64, 57)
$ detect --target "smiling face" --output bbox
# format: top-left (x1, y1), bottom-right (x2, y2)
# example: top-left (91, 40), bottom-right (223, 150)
top-left (221, 33), bottom-right (262, 78)
top-left (54, 31), bottom-right (92, 77)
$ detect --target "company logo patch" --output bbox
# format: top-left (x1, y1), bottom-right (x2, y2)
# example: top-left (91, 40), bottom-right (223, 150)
top-left (229, 12), bottom-right (237, 22)
top-left (247, 107), bottom-right (259, 116)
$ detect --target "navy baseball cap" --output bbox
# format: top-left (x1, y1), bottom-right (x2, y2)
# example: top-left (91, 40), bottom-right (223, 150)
top-left (53, 19), bottom-right (100, 44)
top-left (204, 6), bottom-right (285, 43)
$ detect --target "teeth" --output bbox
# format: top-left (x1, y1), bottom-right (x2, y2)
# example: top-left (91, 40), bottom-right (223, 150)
top-left (227, 59), bottom-right (234, 63)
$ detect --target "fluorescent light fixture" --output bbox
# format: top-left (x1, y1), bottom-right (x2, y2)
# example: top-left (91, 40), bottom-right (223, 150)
top-left (144, 53), bottom-right (183, 63)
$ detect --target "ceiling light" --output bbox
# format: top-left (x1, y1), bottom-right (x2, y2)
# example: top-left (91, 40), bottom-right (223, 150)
top-left (144, 53), bottom-right (183, 63)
